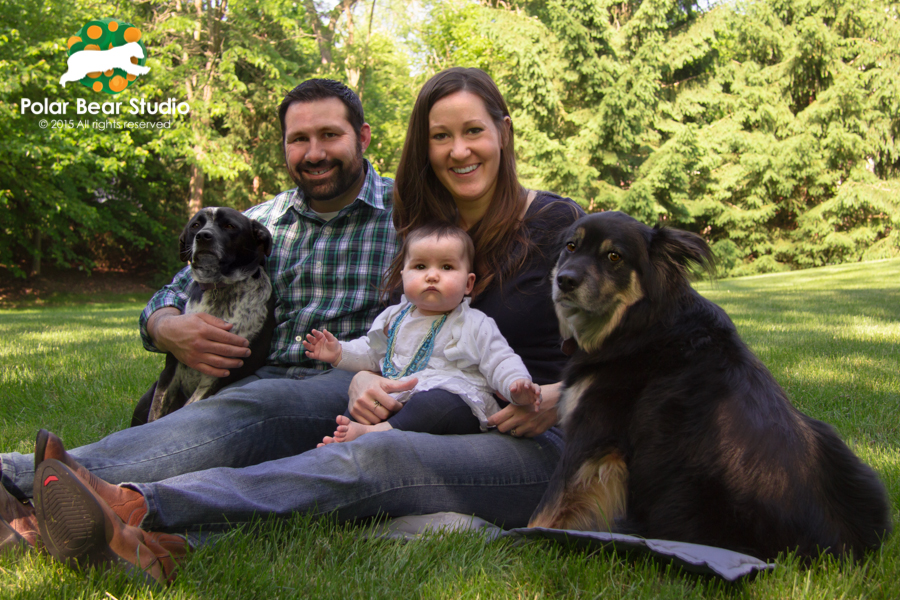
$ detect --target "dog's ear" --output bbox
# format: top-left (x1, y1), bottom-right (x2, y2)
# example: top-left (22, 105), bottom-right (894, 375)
top-left (648, 226), bottom-right (716, 290)
top-left (178, 227), bottom-right (193, 263)
top-left (252, 220), bottom-right (273, 257)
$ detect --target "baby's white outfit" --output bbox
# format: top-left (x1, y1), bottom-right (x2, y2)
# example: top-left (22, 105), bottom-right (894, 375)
top-left (336, 296), bottom-right (531, 429)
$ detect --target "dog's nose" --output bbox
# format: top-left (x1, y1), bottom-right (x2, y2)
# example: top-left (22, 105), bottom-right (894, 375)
top-left (197, 230), bottom-right (214, 241)
top-left (556, 269), bottom-right (582, 293)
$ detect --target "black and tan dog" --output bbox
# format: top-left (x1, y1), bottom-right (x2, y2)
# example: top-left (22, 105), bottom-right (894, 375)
top-left (132, 207), bottom-right (276, 425)
top-left (530, 211), bottom-right (892, 560)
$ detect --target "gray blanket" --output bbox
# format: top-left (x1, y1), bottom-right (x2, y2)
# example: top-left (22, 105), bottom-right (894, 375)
top-left (369, 512), bottom-right (775, 582)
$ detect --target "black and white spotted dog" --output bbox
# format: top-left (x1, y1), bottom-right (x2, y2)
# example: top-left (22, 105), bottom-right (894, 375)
top-left (132, 207), bottom-right (276, 425)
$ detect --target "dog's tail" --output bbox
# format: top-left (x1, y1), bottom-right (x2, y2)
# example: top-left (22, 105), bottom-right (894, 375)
top-left (809, 418), bottom-right (893, 558)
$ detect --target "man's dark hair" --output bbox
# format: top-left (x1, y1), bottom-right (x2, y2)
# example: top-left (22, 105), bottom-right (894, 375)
top-left (278, 79), bottom-right (365, 141)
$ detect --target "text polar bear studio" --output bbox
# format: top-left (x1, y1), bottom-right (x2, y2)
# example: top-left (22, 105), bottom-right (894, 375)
top-left (59, 42), bottom-right (150, 87)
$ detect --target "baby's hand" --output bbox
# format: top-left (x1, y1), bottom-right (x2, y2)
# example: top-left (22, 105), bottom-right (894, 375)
top-left (302, 329), bottom-right (342, 365)
top-left (508, 379), bottom-right (542, 411)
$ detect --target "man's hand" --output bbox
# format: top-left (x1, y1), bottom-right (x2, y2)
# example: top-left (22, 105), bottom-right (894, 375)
top-left (148, 308), bottom-right (251, 377)
top-left (302, 329), bottom-right (342, 365)
top-left (347, 371), bottom-right (418, 425)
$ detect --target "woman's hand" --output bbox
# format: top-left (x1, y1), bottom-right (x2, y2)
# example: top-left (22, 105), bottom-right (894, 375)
top-left (488, 382), bottom-right (563, 438)
top-left (347, 371), bottom-right (418, 425)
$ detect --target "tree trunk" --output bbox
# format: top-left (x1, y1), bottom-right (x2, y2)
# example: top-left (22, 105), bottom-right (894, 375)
top-left (31, 230), bottom-right (40, 277)
top-left (304, 0), bottom-right (334, 65)
top-left (356, 0), bottom-right (377, 102)
top-left (189, 161), bottom-right (205, 216)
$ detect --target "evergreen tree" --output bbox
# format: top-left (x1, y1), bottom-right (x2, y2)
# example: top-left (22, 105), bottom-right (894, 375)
top-left (690, 0), bottom-right (900, 273)
top-left (416, 0), bottom-right (899, 275)
top-left (3, 0), bottom-right (896, 278)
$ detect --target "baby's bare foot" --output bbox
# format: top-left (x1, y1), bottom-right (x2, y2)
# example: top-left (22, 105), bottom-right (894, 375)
top-left (318, 415), bottom-right (392, 447)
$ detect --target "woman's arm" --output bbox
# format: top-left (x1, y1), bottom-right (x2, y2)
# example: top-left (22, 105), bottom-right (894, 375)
top-left (488, 381), bottom-right (563, 437)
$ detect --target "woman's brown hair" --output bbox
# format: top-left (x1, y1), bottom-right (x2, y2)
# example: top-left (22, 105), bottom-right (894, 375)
top-left (390, 67), bottom-right (529, 298)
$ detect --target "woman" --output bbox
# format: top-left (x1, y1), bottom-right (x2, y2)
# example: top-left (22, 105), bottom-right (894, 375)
top-left (26, 68), bottom-right (584, 583)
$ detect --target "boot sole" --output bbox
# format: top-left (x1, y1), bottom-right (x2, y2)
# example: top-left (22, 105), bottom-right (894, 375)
top-left (33, 460), bottom-right (157, 586)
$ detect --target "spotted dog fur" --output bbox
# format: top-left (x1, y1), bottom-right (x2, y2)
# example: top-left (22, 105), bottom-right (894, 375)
top-left (132, 207), bottom-right (276, 425)
top-left (530, 211), bottom-right (892, 561)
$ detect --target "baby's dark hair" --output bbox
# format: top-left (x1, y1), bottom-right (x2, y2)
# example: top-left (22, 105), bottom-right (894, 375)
top-left (381, 222), bottom-right (475, 301)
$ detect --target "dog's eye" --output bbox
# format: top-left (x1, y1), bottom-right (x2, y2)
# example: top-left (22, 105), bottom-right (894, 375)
top-left (608, 252), bottom-right (621, 262)
top-left (191, 222), bottom-right (201, 229)
top-left (222, 223), bottom-right (236, 230)
top-left (565, 242), bottom-right (576, 253)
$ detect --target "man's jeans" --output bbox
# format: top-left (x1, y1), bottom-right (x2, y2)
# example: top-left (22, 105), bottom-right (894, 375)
top-left (2, 368), bottom-right (562, 531)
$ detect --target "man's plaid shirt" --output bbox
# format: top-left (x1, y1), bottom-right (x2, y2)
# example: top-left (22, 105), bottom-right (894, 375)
top-left (139, 161), bottom-right (398, 376)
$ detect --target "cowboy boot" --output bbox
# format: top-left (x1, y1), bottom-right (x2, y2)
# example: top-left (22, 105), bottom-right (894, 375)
top-left (34, 429), bottom-right (147, 527)
top-left (0, 485), bottom-right (39, 554)
top-left (33, 459), bottom-right (187, 586)
top-left (142, 531), bottom-right (190, 584)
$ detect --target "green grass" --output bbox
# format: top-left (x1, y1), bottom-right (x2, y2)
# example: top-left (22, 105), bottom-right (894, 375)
top-left (1, 260), bottom-right (899, 599)
top-left (0, 291), bottom-right (157, 310)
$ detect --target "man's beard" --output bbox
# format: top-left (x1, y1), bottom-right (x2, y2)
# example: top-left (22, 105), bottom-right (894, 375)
top-left (290, 143), bottom-right (364, 202)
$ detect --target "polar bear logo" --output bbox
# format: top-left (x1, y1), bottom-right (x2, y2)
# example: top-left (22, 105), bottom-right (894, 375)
top-left (60, 42), bottom-right (150, 87)
top-left (63, 19), bottom-right (149, 94)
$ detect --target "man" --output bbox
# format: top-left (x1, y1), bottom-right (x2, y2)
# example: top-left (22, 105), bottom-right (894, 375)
top-left (142, 79), bottom-right (397, 382)
top-left (0, 79), bottom-right (409, 554)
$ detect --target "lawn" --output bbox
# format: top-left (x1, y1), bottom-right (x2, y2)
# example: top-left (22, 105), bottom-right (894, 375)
top-left (1, 259), bottom-right (898, 599)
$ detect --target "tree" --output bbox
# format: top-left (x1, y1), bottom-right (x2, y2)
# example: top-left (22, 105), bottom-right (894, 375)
top-left (414, 0), bottom-right (899, 275)
top-left (295, 0), bottom-right (416, 178)
top-left (0, 0), bottom-right (187, 277)
top-left (0, 0), bottom-right (414, 277)
top-left (4, 0), bottom-right (896, 279)
top-left (686, 0), bottom-right (900, 273)
top-left (413, 0), bottom-right (710, 216)
top-left (129, 0), bottom-right (321, 213)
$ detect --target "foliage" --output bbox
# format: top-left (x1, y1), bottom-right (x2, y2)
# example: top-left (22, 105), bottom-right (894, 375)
top-left (688, 0), bottom-right (900, 274)
top-left (0, 0), bottom-right (412, 277)
top-left (412, 0), bottom-right (900, 276)
top-left (0, 0), bottom-right (187, 277)
top-left (130, 0), bottom-right (320, 213)
top-left (1, 0), bottom-right (898, 279)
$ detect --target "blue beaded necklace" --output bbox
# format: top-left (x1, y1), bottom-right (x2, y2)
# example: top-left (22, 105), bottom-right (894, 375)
top-left (382, 304), bottom-right (448, 380)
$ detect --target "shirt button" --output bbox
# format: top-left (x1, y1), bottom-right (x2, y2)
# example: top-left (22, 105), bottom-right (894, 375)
top-left (295, 336), bottom-right (302, 342)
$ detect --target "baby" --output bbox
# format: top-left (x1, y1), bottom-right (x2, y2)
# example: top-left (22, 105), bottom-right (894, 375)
top-left (303, 222), bottom-right (541, 444)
